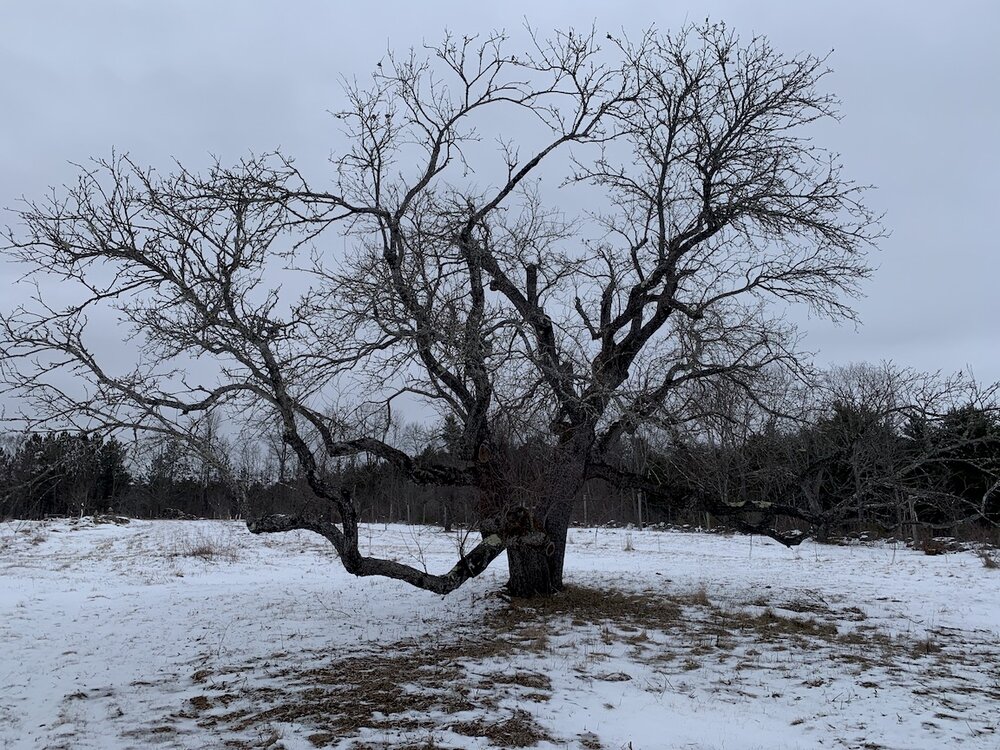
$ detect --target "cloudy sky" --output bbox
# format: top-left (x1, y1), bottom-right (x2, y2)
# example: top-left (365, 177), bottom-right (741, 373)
top-left (1, 0), bottom-right (998, 385)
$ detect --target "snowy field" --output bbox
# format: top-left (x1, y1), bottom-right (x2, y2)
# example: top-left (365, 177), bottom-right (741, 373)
top-left (0, 519), bottom-right (997, 750)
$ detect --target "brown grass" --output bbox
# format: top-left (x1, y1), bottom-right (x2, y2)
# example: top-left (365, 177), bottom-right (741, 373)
top-left (179, 587), bottom-right (668, 746)
top-left (490, 584), bottom-right (684, 634)
top-left (162, 582), bottom-right (997, 748)
top-left (188, 695), bottom-right (212, 711)
top-left (721, 608), bottom-right (839, 640)
top-left (167, 530), bottom-right (240, 563)
top-left (481, 671), bottom-right (552, 691)
top-left (450, 709), bottom-right (549, 747)
top-left (185, 632), bottom-right (550, 746)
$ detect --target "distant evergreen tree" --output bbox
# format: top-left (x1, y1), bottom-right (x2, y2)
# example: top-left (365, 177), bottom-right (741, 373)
top-left (914, 405), bottom-right (1000, 522)
top-left (439, 414), bottom-right (464, 458)
top-left (0, 432), bottom-right (130, 517)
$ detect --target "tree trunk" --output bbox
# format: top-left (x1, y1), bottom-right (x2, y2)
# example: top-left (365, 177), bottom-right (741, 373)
top-left (506, 541), bottom-right (558, 597)
top-left (504, 505), bottom-right (572, 598)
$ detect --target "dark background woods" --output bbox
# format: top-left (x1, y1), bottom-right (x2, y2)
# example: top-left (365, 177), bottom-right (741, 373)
top-left (3, 366), bottom-right (998, 545)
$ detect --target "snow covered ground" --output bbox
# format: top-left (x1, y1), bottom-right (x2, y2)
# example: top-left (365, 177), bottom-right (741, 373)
top-left (0, 518), bottom-right (997, 749)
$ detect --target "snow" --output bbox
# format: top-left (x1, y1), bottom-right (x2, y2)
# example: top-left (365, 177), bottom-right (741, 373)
top-left (0, 518), bottom-right (997, 749)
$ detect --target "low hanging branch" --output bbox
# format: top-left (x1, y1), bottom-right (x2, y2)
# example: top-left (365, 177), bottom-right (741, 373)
top-left (586, 459), bottom-right (820, 547)
top-left (246, 487), bottom-right (507, 595)
top-left (246, 515), bottom-right (506, 594)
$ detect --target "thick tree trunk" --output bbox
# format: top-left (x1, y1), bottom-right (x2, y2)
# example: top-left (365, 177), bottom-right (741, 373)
top-left (484, 435), bottom-right (588, 598)
top-left (506, 540), bottom-right (559, 597)
top-left (504, 503), bottom-right (572, 598)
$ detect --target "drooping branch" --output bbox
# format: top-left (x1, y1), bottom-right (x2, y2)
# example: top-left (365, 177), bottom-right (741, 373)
top-left (586, 458), bottom-right (823, 547)
top-left (247, 511), bottom-right (507, 595)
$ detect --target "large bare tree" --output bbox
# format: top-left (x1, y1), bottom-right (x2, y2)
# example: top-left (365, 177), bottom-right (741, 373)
top-left (1, 24), bottom-right (880, 596)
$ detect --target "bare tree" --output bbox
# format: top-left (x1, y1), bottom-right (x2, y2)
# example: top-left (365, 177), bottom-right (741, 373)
top-left (1, 23), bottom-right (880, 596)
top-left (807, 365), bottom-right (1000, 537)
top-left (661, 363), bottom-right (1000, 543)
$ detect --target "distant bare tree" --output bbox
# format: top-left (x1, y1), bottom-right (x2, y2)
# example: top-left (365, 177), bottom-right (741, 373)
top-left (663, 363), bottom-right (1000, 543)
top-left (809, 365), bottom-right (1000, 536)
top-left (1, 23), bottom-right (879, 596)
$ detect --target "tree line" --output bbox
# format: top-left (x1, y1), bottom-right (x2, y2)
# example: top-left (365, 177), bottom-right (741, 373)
top-left (3, 364), bottom-right (997, 546)
top-left (641, 366), bottom-right (1000, 543)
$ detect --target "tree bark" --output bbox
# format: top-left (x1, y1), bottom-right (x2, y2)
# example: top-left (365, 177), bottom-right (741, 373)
top-left (504, 503), bottom-right (573, 598)
top-left (506, 539), bottom-right (559, 597)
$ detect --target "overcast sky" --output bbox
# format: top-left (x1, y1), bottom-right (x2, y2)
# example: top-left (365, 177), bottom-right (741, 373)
top-left (1, 0), bottom-right (998, 387)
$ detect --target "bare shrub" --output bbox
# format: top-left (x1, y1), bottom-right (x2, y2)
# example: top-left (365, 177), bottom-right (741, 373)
top-left (978, 549), bottom-right (999, 569)
top-left (917, 538), bottom-right (950, 556)
top-left (168, 529), bottom-right (240, 563)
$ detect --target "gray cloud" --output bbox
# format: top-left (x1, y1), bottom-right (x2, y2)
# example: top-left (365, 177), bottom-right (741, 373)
top-left (2, 0), bottom-right (997, 385)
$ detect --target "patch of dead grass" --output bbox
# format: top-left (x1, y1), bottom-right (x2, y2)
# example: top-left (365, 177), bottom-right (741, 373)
top-left (188, 695), bottom-right (212, 711)
top-left (450, 709), bottom-right (550, 747)
top-left (723, 607), bottom-right (840, 640)
top-left (166, 529), bottom-right (240, 563)
top-left (481, 671), bottom-right (552, 691)
top-left (490, 584), bottom-right (684, 635)
top-left (189, 636), bottom-right (541, 746)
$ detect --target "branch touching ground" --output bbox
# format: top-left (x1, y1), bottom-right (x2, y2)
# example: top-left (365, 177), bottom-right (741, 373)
top-left (246, 515), bottom-right (506, 595)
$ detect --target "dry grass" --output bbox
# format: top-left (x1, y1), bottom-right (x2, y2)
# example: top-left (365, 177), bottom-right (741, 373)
top-left (978, 549), bottom-right (999, 569)
top-left (480, 671), bottom-right (552, 691)
top-left (183, 632), bottom-right (551, 747)
top-left (167, 529), bottom-right (240, 563)
top-left (450, 710), bottom-right (549, 747)
top-left (491, 584), bottom-right (684, 633)
top-left (177, 588), bottom-right (671, 746)
top-left (715, 607), bottom-right (839, 640)
top-left (157, 582), bottom-right (998, 748)
top-left (688, 586), bottom-right (711, 607)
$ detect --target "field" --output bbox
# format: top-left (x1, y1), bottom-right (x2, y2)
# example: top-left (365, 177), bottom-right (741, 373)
top-left (1, 519), bottom-right (998, 749)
